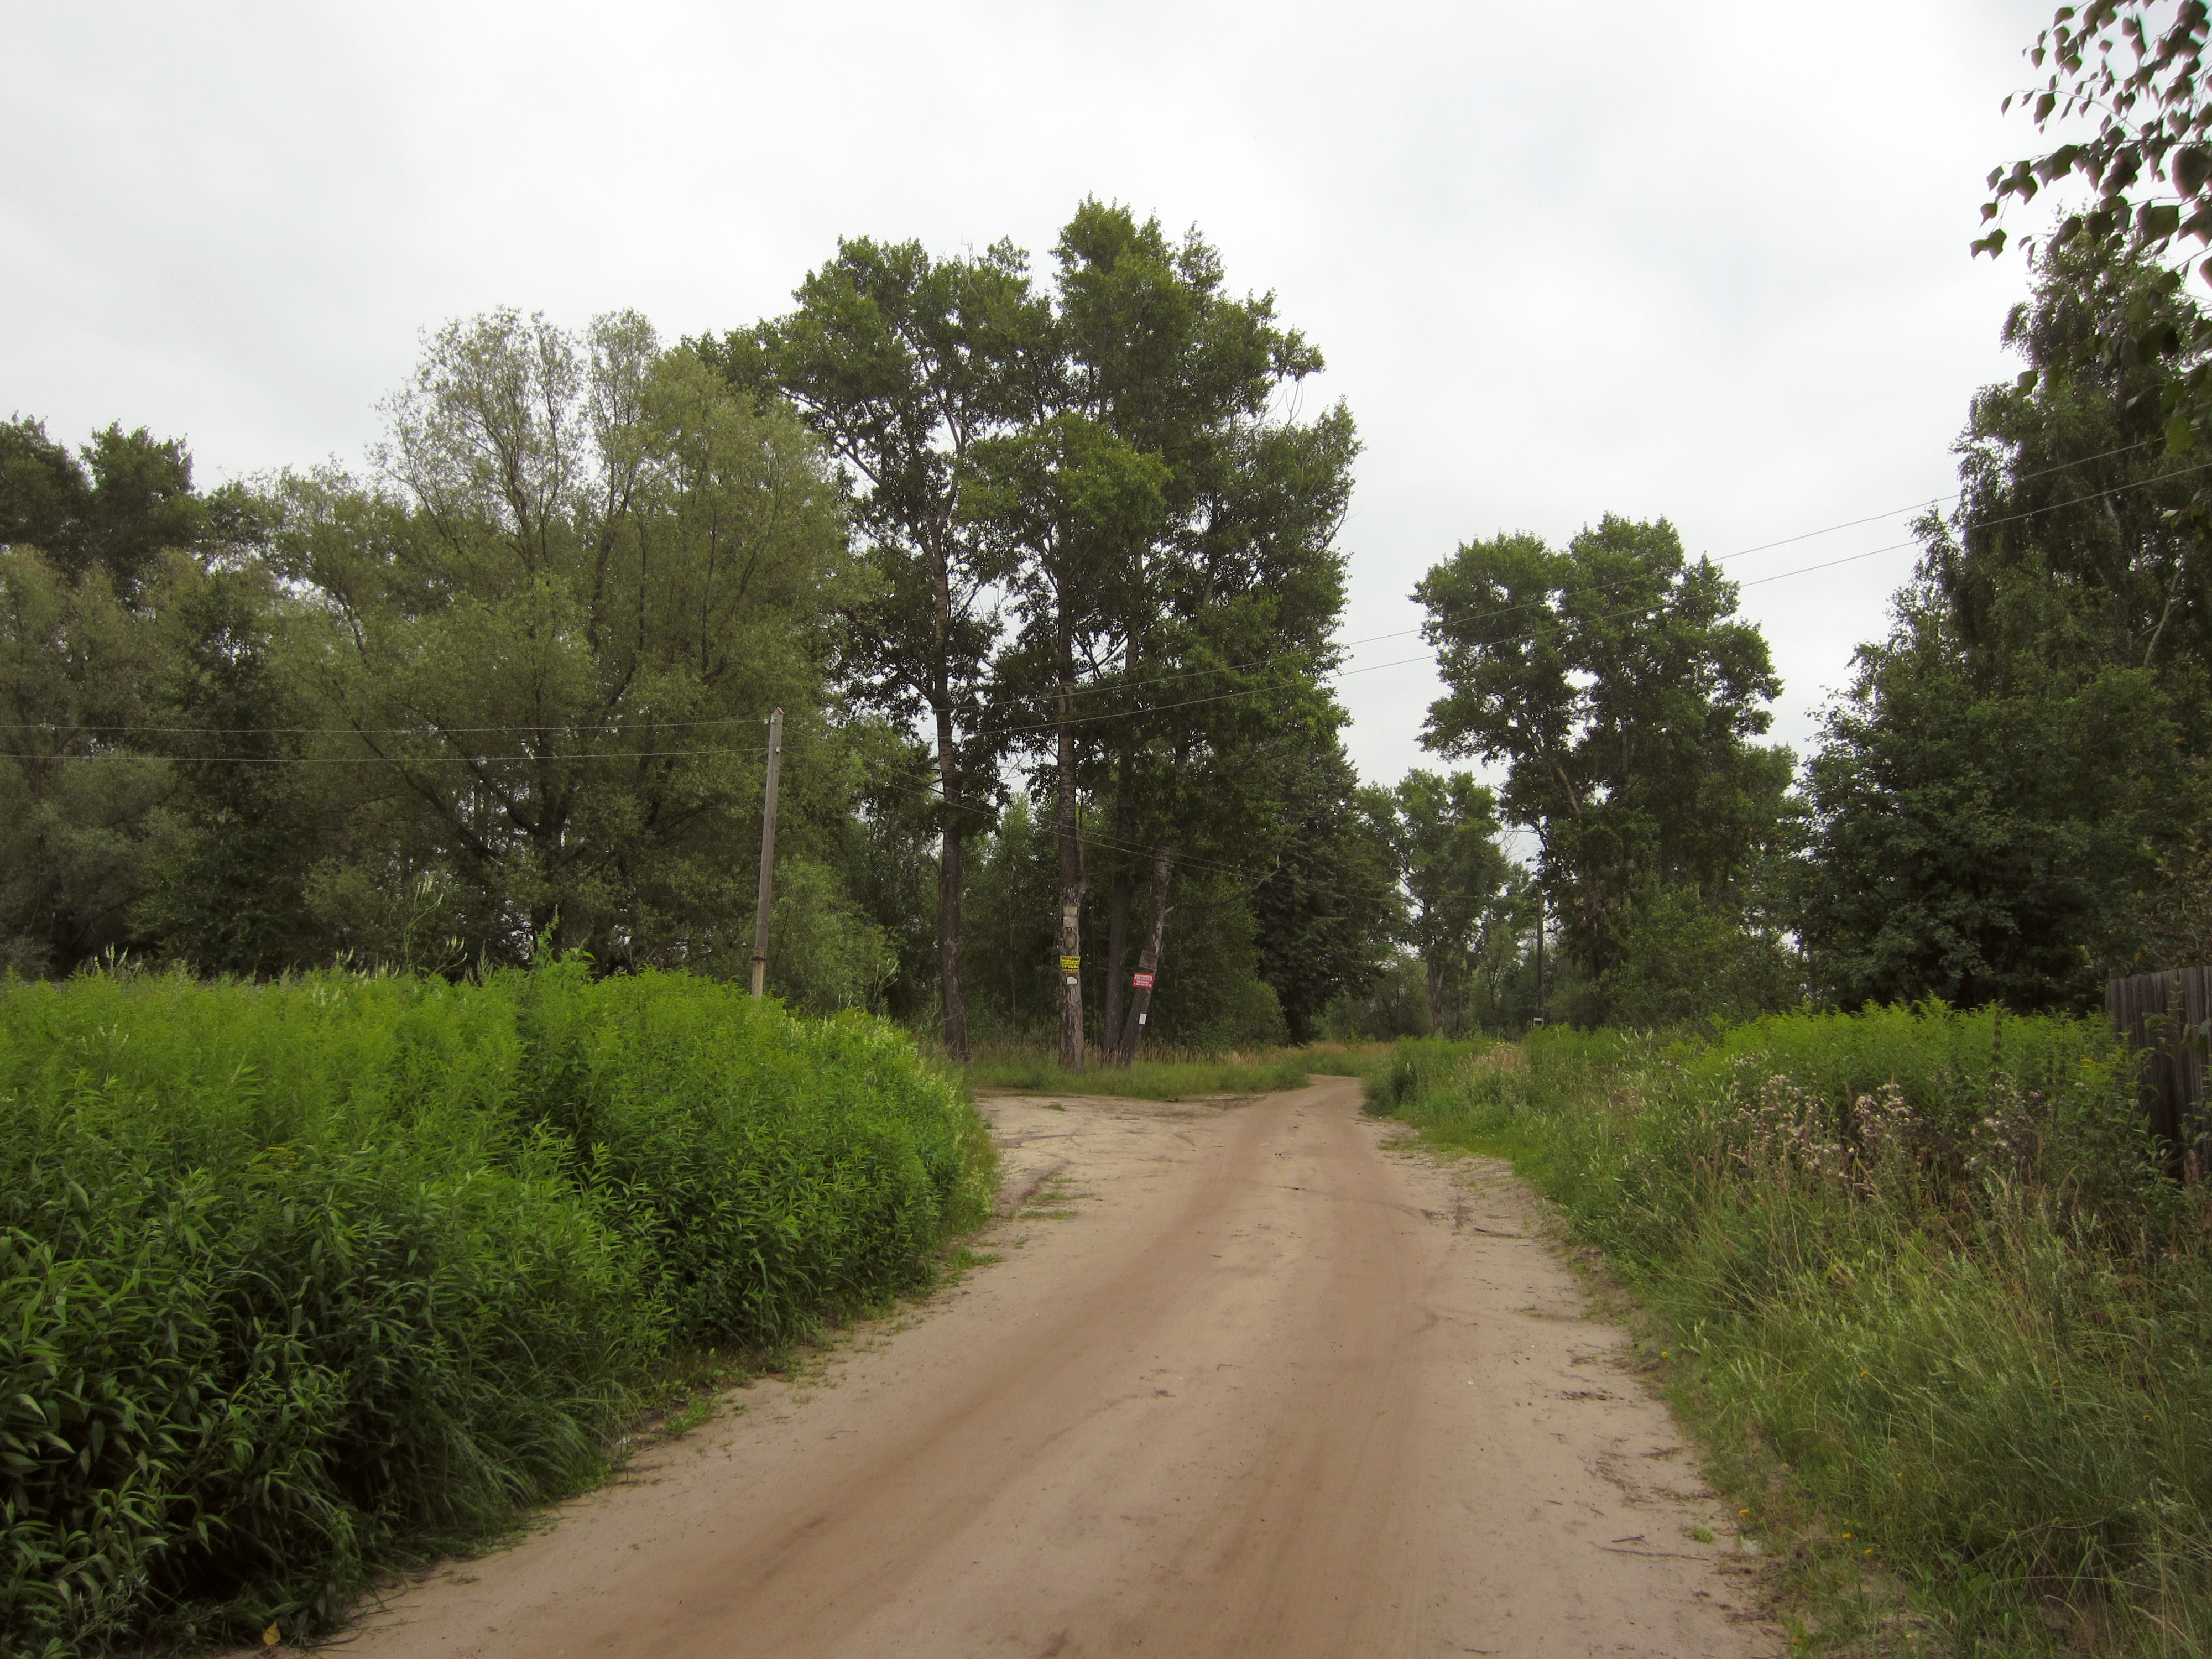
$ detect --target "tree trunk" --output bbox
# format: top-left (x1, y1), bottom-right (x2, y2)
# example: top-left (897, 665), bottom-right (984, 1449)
top-left (1056, 650), bottom-right (1084, 1073)
top-left (934, 704), bottom-right (970, 1060)
top-left (1104, 872), bottom-right (1131, 1065)
top-left (1426, 951), bottom-right (1443, 1036)
top-left (1103, 750), bottom-right (1133, 1064)
top-left (1115, 837), bottom-right (1174, 1065)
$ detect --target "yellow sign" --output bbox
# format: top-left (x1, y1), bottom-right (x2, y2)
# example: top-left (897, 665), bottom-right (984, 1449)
top-left (1059, 954), bottom-right (1081, 971)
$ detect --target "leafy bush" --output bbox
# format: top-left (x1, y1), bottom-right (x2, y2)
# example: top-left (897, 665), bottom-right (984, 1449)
top-left (1379, 1006), bottom-right (2212, 1656)
top-left (0, 963), bottom-right (991, 1655)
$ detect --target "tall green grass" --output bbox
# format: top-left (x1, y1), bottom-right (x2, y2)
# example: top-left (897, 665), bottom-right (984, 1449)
top-left (1379, 1008), bottom-right (2212, 1657)
top-left (0, 962), bottom-right (993, 1656)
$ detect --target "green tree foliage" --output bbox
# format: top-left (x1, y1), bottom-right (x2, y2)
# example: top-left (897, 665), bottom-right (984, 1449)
top-left (974, 202), bottom-right (1357, 1066)
top-left (0, 548), bottom-right (170, 976)
top-left (1319, 955), bottom-right (1437, 1041)
top-left (1249, 740), bottom-right (1402, 1043)
top-left (1798, 597), bottom-right (2193, 1011)
top-left (1940, 244), bottom-right (2210, 672)
top-left (1978, 5), bottom-right (2212, 534)
top-left (1595, 879), bottom-right (1802, 1029)
top-left (1379, 770), bottom-right (1509, 1035)
top-left (270, 311), bottom-right (850, 970)
top-left (1798, 248), bottom-right (2211, 1011)
top-left (1417, 515), bottom-right (1792, 1020)
top-left (711, 238), bottom-right (1044, 1057)
top-left (133, 561), bottom-right (320, 975)
top-left (0, 419), bottom-right (275, 979)
top-left (0, 216), bottom-right (1393, 1026)
top-left (0, 416), bottom-right (256, 596)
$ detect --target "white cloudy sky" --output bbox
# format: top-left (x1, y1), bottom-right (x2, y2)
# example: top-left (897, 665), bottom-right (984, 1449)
top-left (3, 1), bottom-right (2053, 785)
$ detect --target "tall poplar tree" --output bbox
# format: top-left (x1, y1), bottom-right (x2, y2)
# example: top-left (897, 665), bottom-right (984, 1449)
top-left (710, 241), bottom-right (1047, 1057)
top-left (977, 201), bottom-right (1356, 1068)
top-left (1387, 770), bottom-right (1509, 1035)
top-left (1417, 515), bottom-right (1790, 1019)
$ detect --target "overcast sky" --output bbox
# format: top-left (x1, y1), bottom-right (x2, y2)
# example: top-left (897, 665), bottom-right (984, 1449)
top-left (3, 0), bottom-right (2051, 787)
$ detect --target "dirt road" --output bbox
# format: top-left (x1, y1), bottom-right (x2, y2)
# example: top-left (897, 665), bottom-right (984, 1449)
top-left (335, 1078), bottom-right (1773, 1658)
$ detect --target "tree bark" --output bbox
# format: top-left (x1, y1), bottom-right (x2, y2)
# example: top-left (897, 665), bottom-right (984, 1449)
top-left (1056, 645), bottom-right (1085, 1073)
top-left (1103, 749), bottom-right (1133, 1063)
top-left (935, 703), bottom-right (970, 1060)
top-left (1114, 837), bottom-right (1174, 1065)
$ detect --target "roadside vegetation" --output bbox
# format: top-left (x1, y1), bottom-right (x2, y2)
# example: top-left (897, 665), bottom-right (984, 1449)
top-left (5, 9), bottom-right (2212, 1656)
top-left (953, 1044), bottom-right (1312, 1100)
top-left (0, 961), bottom-right (993, 1657)
top-left (1375, 1011), bottom-right (2211, 1657)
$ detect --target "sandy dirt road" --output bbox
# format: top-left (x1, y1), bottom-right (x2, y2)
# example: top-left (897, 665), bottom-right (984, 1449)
top-left (331, 1077), bottom-right (1774, 1658)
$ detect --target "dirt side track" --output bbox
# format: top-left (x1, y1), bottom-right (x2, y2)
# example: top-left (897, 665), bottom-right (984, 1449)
top-left (326, 1078), bottom-right (1772, 1658)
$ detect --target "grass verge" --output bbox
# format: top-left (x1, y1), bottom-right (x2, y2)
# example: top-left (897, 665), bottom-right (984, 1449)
top-left (953, 1045), bottom-right (1312, 1100)
top-left (1372, 1013), bottom-right (2212, 1658)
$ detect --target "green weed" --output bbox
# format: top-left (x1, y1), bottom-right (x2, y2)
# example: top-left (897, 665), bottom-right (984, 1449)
top-left (0, 960), bottom-right (995, 1655)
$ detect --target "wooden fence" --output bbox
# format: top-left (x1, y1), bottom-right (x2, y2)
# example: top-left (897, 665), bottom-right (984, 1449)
top-left (2106, 966), bottom-right (2212, 1161)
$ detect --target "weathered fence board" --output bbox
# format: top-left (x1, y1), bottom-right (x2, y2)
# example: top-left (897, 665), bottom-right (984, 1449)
top-left (2106, 966), bottom-right (2212, 1161)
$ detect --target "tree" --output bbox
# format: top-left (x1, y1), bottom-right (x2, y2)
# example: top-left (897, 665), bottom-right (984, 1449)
top-left (709, 239), bottom-right (1045, 1057)
top-left (1416, 515), bottom-right (1791, 1020)
top-left (1465, 866), bottom-right (1542, 1033)
top-left (975, 201), bottom-right (1354, 1068)
top-left (1796, 583), bottom-right (2197, 1010)
top-left (134, 559), bottom-right (321, 975)
top-left (0, 547), bottom-right (169, 974)
top-left (1939, 243), bottom-right (2210, 674)
top-left (973, 405), bottom-right (1165, 1069)
top-left (1385, 770), bottom-right (1509, 1035)
top-left (0, 416), bottom-right (295, 978)
top-left (272, 311), bottom-right (849, 969)
top-left (1249, 739), bottom-right (1402, 1043)
top-left (1, 416), bottom-right (257, 597)
top-left (1796, 248), bottom-right (2211, 1009)
top-left (1975, 4), bottom-right (2212, 539)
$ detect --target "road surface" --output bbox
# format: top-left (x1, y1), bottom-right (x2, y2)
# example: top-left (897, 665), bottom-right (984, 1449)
top-left (331, 1076), bottom-right (1773, 1658)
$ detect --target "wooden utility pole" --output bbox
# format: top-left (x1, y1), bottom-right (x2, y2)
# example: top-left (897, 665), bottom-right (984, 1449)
top-left (750, 708), bottom-right (784, 998)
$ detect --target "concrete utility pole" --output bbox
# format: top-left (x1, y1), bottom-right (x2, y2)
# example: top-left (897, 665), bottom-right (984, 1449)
top-left (750, 708), bottom-right (784, 998)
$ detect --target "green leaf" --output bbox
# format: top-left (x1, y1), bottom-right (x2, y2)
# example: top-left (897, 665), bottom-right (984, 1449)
top-left (2177, 144), bottom-right (2212, 196)
top-left (2166, 413), bottom-right (2195, 453)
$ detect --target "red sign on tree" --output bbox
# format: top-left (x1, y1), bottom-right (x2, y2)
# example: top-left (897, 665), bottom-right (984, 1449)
top-left (1131, 971), bottom-right (1155, 989)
